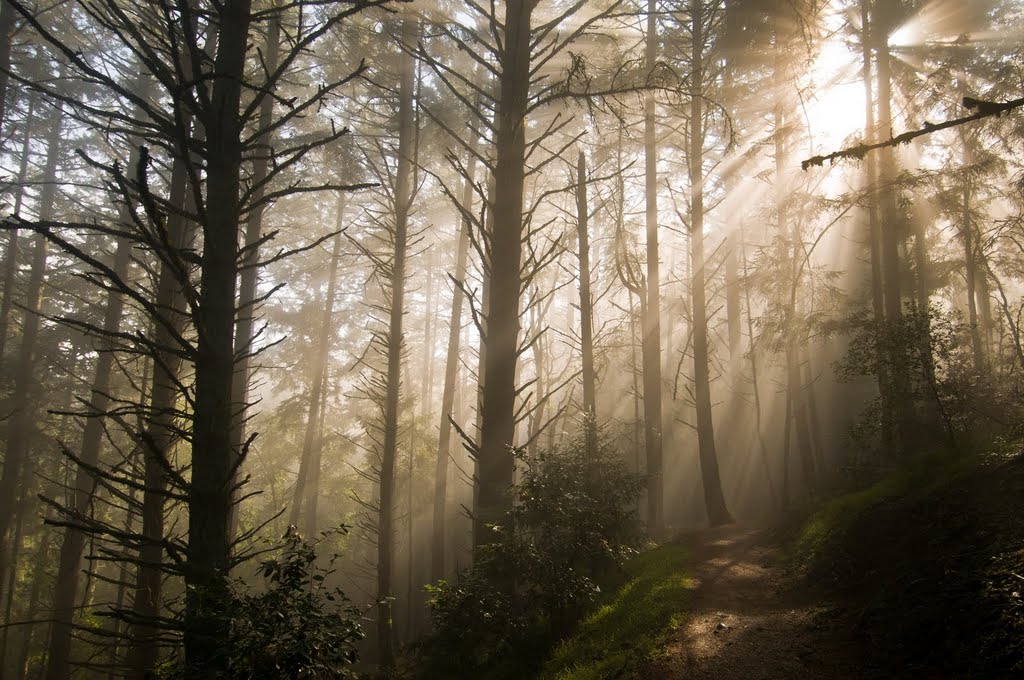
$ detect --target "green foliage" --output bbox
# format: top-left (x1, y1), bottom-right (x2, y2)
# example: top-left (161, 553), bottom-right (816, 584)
top-left (415, 428), bottom-right (644, 680)
top-left (791, 448), bottom-right (1024, 676)
top-left (835, 303), bottom-right (1021, 452)
top-left (791, 449), bottom-right (977, 571)
top-left (161, 527), bottom-right (364, 680)
top-left (537, 543), bottom-right (693, 680)
top-left (227, 527), bottom-right (364, 679)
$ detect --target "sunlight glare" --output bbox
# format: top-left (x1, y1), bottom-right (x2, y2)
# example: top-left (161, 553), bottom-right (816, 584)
top-left (801, 39), bottom-right (866, 154)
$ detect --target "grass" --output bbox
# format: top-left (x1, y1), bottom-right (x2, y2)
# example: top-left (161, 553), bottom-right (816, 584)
top-left (535, 543), bottom-right (693, 680)
top-left (786, 446), bottom-right (1024, 676)
top-left (791, 449), bottom-right (978, 566)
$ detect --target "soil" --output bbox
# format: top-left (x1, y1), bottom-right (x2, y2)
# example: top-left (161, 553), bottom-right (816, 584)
top-left (645, 524), bottom-right (878, 680)
top-left (644, 456), bottom-right (1024, 679)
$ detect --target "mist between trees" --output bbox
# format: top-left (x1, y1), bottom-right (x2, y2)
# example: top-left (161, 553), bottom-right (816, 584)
top-left (0, 0), bottom-right (1021, 677)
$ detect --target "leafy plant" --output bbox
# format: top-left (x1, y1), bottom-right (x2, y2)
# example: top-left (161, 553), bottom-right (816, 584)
top-left (414, 426), bottom-right (644, 679)
top-left (161, 527), bottom-right (364, 679)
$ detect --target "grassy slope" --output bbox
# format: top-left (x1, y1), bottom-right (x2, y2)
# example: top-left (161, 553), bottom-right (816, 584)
top-left (790, 449), bottom-right (1024, 677)
top-left (535, 543), bottom-right (693, 680)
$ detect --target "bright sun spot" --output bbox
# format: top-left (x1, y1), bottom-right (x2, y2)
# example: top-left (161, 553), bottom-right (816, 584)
top-left (801, 38), bottom-right (867, 154)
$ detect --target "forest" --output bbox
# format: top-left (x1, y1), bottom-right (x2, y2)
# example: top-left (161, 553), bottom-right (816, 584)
top-left (0, 0), bottom-right (1023, 677)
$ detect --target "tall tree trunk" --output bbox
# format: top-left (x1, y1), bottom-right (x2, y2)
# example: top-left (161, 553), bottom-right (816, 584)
top-left (377, 16), bottom-right (417, 668)
top-left (128, 114), bottom-right (196, 680)
top-left (963, 180), bottom-right (983, 371)
top-left (475, 0), bottom-right (532, 546)
top-left (0, 90), bottom-right (36, 365)
top-left (775, 24), bottom-right (816, 497)
top-left (642, 0), bottom-right (664, 535)
top-left (803, 348), bottom-right (827, 482)
top-left (431, 145), bottom-right (477, 583)
top-left (289, 204), bottom-right (344, 534)
top-left (421, 251), bottom-right (434, 411)
top-left (0, 100), bottom-right (63, 608)
top-left (576, 150), bottom-right (597, 450)
top-left (228, 9), bottom-right (280, 541)
top-left (690, 0), bottom-right (732, 527)
top-left (13, 506), bottom-right (54, 680)
top-left (741, 225), bottom-right (778, 510)
top-left (0, 452), bottom-right (32, 675)
top-left (44, 140), bottom-right (138, 680)
top-left (861, 0), bottom-right (893, 448)
top-left (0, 0), bottom-right (17, 134)
top-left (183, 1), bottom-right (252, 674)
top-left (874, 1), bottom-right (915, 451)
top-left (300, 251), bottom-right (339, 539)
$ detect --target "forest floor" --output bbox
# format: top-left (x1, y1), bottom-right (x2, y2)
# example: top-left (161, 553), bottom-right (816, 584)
top-left (643, 451), bottom-right (1024, 680)
top-left (537, 452), bottom-right (1023, 679)
top-left (643, 524), bottom-right (873, 680)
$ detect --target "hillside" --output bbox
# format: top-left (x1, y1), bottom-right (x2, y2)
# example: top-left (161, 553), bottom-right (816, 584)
top-left (539, 451), bottom-right (1024, 679)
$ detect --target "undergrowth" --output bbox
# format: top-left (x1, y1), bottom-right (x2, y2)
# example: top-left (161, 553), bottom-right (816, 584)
top-left (791, 449), bottom-right (978, 568)
top-left (791, 446), bottom-right (1024, 676)
top-left (536, 543), bottom-right (693, 680)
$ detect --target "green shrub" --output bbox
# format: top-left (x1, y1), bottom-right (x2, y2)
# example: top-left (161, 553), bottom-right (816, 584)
top-left (161, 527), bottom-right (364, 679)
top-left (417, 428), bottom-right (644, 679)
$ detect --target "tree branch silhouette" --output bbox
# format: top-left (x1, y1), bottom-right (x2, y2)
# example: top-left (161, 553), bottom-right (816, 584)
top-left (801, 95), bottom-right (1024, 171)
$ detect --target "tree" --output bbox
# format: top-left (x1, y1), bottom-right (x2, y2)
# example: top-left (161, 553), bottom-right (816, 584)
top-left (6, 1), bottom-right (383, 674)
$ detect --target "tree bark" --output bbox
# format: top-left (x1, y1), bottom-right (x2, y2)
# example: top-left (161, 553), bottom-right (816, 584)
top-left (289, 203), bottom-right (344, 535)
top-left (576, 150), bottom-right (597, 450)
top-left (0, 0), bottom-right (17, 134)
top-left (44, 141), bottom-right (138, 680)
top-left (431, 146), bottom-right (477, 583)
top-left (689, 0), bottom-right (732, 527)
top-left (128, 104), bottom-right (196, 680)
top-left (0, 100), bottom-right (63, 609)
top-left (861, 0), bottom-right (894, 448)
top-left (874, 1), bottom-right (915, 451)
top-left (377, 15), bottom-right (417, 668)
top-left (183, 1), bottom-right (252, 674)
top-left (775, 22), bottom-right (816, 497)
top-left (642, 0), bottom-right (664, 536)
top-left (228, 8), bottom-right (280, 541)
top-left (0, 90), bottom-right (36, 366)
top-left (475, 0), bottom-right (532, 546)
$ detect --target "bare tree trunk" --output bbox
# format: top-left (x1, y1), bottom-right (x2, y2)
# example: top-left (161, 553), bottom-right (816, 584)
top-left (183, 1), bottom-right (253, 673)
top-left (803, 348), bottom-right (827, 482)
top-left (576, 150), bottom-right (597, 449)
top-left (228, 9), bottom-right (280, 541)
top-left (0, 90), bottom-right (37, 365)
top-left (475, 0), bottom-right (532, 546)
top-left (377, 16), bottom-right (417, 668)
top-left (741, 225), bottom-right (778, 510)
top-left (431, 144), bottom-right (477, 583)
top-left (421, 251), bottom-right (434, 411)
top-left (0, 0), bottom-right (17, 133)
top-left (642, 0), bottom-right (665, 535)
top-left (0, 100), bottom-right (63, 608)
top-left (690, 0), bottom-right (732, 527)
top-left (14, 508), bottom-right (53, 680)
top-left (44, 140), bottom-right (137, 680)
top-left (128, 127), bottom-right (194, 680)
top-left (862, 0), bottom-right (893, 448)
top-left (289, 206), bottom-right (344, 534)
top-left (875, 2), bottom-right (915, 451)
top-left (0, 458), bottom-right (31, 675)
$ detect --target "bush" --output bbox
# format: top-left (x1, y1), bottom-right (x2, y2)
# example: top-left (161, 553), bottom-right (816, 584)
top-left (416, 427), bottom-right (644, 679)
top-left (161, 527), bottom-right (364, 679)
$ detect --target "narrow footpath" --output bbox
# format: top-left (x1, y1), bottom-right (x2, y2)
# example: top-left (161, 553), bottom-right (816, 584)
top-left (646, 524), bottom-right (876, 680)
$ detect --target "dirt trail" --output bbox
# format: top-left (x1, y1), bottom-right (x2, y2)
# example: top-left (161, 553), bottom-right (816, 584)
top-left (647, 524), bottom-right (874, 680)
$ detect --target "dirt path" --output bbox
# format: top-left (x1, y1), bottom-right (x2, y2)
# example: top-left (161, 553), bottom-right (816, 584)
top-left (647, 524), bottom-right (874, 680)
